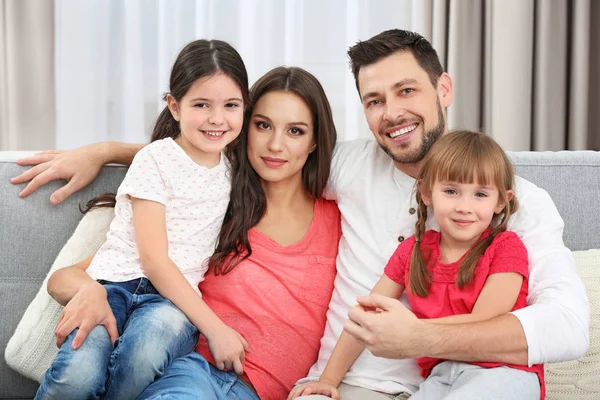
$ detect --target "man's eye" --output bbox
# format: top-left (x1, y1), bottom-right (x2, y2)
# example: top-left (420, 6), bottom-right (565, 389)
top-left (402, 88), bottom-right (414, 95)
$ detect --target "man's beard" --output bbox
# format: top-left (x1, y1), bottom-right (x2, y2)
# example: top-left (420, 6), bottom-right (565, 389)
top-left (378, 99), bottom-right (446, 165)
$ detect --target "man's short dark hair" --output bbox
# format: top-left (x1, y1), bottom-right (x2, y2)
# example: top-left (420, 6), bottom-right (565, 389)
top-left (347, 29), bottom-right (445, 93)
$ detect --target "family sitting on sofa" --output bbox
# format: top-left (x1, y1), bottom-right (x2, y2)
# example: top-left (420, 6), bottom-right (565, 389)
top-left (10, 29), bottom-right (589, 400)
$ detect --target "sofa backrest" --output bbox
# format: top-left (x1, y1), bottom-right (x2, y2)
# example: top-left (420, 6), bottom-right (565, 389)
top-left (508, 151), bottom-right (600, 251)
top-left (1, 149), bottom-right (599, 398)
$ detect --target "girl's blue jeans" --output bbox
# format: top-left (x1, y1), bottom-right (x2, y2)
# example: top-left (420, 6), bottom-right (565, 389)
top-left (137, 351), bottom-right (260, 399)
top-left (35, 278), bottom-right (199, 400)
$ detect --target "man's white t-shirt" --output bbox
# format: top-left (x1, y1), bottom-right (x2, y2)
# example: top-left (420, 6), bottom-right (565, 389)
top-left (87, 138), bottom-right (230, 294)
top-left (299, 139), bottom-right (589, 394)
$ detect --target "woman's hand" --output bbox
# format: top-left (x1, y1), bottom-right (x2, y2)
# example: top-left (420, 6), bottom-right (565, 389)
top-left (205, 324), bottom-right (250, 375)
top-left (10, 143), bottom-right (111, 204)
top-left (287, 381), bottom-right (340, 400)
top-left (54, 281), bottom-right (119, 350)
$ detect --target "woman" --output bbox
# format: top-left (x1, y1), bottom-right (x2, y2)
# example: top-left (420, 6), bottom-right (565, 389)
top-left (32, 66), bottom-right (340, 400)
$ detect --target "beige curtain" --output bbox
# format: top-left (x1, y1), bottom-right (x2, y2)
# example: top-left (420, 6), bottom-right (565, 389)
top-left (420, 0), bottom-right (599, 151)
top-left (0, 0), bottom-right (55, 150)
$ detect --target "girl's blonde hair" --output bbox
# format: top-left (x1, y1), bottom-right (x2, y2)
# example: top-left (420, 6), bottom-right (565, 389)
top-left (409, 130), bottom-right (518, 297)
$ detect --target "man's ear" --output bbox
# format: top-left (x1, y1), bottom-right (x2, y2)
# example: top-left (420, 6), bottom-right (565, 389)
top-left (437, 72), bottom-right (454, 109)
top-left (495, 189), bottom-right (515, 214)
top-left (166, 94), bottom-right (180, 121)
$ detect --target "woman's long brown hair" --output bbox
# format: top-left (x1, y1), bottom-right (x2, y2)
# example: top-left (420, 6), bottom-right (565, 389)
top-left (409, 130), bottom-right (519, 297)
top-left (208, 67), bottom-right (337, 275)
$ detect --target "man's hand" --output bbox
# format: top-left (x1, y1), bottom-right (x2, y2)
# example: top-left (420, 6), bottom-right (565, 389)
top-left (205, 324), bottom-right (250, 375)
top-left (55, 281), bottom-right (119, 349)
top-left (10, 143), bottom-right (110, 204)
top-left (288, 381), bottom-right (340, 400)
top-left (344, 293), bottom-right (426, 359)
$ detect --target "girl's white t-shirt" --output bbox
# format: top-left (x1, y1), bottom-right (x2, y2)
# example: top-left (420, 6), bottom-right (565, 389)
top-left (86, 137), bottom-right (231, 294)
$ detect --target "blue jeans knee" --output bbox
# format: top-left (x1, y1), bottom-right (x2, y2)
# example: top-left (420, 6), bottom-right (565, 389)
top-left (34, 325), bottom-right (113, 400)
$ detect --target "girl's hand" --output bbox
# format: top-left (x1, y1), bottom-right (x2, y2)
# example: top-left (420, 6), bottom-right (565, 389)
top-left (205, 324), bottom-right (250, 375)
top-left (10, 143), bottom-right (109, 204)
top-left (54, 281), bottom-right (119, 350)
top-left (287, 381), bottom-right (340, 400)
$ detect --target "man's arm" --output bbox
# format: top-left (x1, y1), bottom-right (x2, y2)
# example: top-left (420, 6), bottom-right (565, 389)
top-left (418, 313), bottom-right (529, 364)
top-left (11, 141), bottom-right (144, 204)
top-left (345, 294), bottom-right (529, 365)
top-left (509, 179), bottom-right (589, 364)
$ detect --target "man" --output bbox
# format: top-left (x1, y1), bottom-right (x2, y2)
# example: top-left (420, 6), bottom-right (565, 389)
top-left (12, 29), bottom-right (589, 400)
top-left (292, 30), bottom-right (589, 399)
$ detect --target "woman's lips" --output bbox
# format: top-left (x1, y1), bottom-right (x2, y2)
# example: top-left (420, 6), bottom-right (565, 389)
top-left (261, 157), bottom-right (287, 168)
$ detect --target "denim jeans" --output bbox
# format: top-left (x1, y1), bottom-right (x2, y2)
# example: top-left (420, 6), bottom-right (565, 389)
top-left (138, 352), bottom-right (260, 400)
top-left (35, 278), bottom-right (199, 400)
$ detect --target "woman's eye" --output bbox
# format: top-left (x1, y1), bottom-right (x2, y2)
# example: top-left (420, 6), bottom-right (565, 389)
top-left (289, 127), bottom-right (304, 135)
top-left (475, 192), bottom-right (488, 198)
top-left (225, 103), bottom-right (240, 108)
top-left (444, 189), bottom-right (456, 195)
top-left (195, 103), bottom-right (208, 108)
top-left (256, 121), bottom-right (270, 130)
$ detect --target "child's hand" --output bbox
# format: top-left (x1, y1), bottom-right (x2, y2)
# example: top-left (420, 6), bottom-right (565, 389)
top-left (205, 324), bottom-right (250, 375)
top-left (287, 381), bottom-right (340, 400)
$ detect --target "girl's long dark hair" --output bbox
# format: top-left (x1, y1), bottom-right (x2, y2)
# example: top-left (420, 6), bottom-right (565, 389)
top-left (82, 39), bottom-right (249, 213)
top-left (409, 130), bottom-right (518, 297)
top-left (208, 67), bottom-right (337, 275)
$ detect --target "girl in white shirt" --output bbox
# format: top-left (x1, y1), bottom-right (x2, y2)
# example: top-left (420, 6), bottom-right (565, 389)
top-left (36, 39), bottom-right (250, 400)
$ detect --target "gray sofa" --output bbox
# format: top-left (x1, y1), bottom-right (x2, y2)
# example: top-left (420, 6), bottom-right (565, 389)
top-left (1, 149), bottom-right (599, 399)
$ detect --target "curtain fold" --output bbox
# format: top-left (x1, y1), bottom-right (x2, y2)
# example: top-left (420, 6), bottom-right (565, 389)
top-left (425, 0), bottom-right (598, 151)
top-left (0, 0), bottom-right (55, 150)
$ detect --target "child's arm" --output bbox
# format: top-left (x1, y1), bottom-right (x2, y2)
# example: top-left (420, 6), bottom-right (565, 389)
top-left (289, 275), bottom-right (405, 399)
top-left (425, 272), bottom-right (524, 325)
top-left (131, 197), bottom-right (249, 374)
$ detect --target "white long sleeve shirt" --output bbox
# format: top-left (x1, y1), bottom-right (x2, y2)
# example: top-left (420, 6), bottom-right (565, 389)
top-left (299, 139), bottom-right (590, 394)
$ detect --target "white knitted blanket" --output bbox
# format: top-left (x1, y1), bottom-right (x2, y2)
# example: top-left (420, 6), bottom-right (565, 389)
top-left (545, 248), bottom-right (600, 399)
top-left (4, 207), bottom-right (115, 382)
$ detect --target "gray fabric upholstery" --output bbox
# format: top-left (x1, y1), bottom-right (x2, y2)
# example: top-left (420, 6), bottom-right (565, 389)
top-left (508, 151), bottom-right (600, 251)
top-left (0, 161), bottom-right (127, 399)
top-left (1, 150), bottom-right (599, 399)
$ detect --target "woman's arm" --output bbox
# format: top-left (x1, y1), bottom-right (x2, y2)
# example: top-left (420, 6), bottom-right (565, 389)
top-left (47, 255), bottom-right (119, 349)
top-left (426, 272), bottom-right (524, 325)
top-left (11, 142), bottom-right (144, 204)
top-left (47, 255), bottom-right (96, 305)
